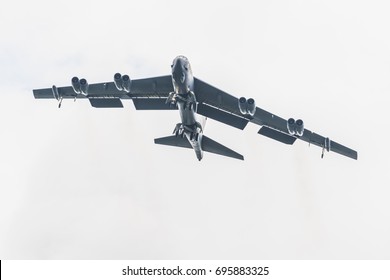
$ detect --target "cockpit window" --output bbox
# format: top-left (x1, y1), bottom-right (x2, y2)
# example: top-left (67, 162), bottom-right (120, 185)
top-left (177, 55), bottom-right (187, 60)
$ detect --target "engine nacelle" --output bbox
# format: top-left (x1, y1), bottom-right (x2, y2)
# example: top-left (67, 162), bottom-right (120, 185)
top-left (287, 118), bottom-right (296, 135)
top-left (114, 73), bottom-right (123, 91)
top-left (238, 97), bottom-right (256, 117)
top-left (246, 98), bottom-right (256, 116)
top-left (79, 78), bottom-right (89, 95)
top-left (122, 74), bottom-right (131, 93)
top-left (287, 118), bottom-right (304, 136)
top-left (238, 97), bottom-right (247, 115)
top-left (71, 76), bottom-right (81, 94)
top-left (295, 119), bottom-right (304, 137)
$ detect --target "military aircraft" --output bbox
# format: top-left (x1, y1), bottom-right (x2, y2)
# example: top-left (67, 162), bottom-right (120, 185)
top-left (33, 55), bottom-right (357, 161)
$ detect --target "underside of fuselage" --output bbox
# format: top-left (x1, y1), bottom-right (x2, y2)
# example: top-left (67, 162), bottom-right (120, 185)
top-left (154, 56), bottom-right (243, 161)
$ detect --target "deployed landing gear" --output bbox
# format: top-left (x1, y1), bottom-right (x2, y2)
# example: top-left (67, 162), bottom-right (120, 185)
top-left (58, 96), bottom-right (63, 108)
top-left (165, 92), bottom-right (175, 104)
top-left (190, 132), bottom-right (199, 141)
top-left (321, 137), bottom-right (331, 159)
top-left (172, 123), bottom-right (200, 141)
top-left (166, 92), bottom-right (179, 108)
top-left (172, 123), bottom-right (186, 138)
top-left (173, 123), bottom-right (182, 137)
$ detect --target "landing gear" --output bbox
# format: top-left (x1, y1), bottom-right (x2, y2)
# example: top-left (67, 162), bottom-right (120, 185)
top-left (58, 96), bottom-right (63, 108)
top-left (321, 137), bottom-right (331, 159)
top-left (173, 123), bottom-right (182, 136)
top-left (172, 123), bottom-right (200, 141)
top-left (165, 92), bottom-right (176, 104)
top-left (190, 132), bottom-right (199, 141)
top-left (172, 123), bottom-right (186, 138)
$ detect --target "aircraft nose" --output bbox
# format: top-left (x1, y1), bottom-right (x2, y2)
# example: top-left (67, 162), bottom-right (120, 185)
top-left (172, 59), bottom-right (185, 83)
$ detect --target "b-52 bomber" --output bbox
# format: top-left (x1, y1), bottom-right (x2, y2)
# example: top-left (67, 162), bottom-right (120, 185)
top-left (33, 56), bottom-right (357, 161)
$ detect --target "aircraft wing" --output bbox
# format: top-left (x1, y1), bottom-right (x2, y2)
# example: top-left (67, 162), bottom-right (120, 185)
top-left (33, 74), bottom-right (357, 160)
top-left (33, 75), bottom-right (176, 110)
top-left (194, 78), bottom-right (358, 160)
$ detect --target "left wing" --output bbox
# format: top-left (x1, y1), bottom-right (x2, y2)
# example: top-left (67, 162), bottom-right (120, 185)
top-left (33, 75), bottom-right (176, 110)
top-left (194, 78), bottom-right (357, 160)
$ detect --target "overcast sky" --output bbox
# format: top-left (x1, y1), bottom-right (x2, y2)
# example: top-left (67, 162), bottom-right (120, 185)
top-left (0, 0), bottom-right (390, 259)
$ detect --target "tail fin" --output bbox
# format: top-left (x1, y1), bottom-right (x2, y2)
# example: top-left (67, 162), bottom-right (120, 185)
top-left (202, 136), bottom-right (244, 160)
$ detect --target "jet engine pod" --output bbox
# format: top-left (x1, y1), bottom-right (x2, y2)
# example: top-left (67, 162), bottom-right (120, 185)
top-left (122, 74), bottom-right (131, 93)
top-left (287, 118), bottom-right (304, 136)
top-left (238, 97), bottom-right (256, 117)
top-left (79, 78), bottom-right (89, 95)
top-left (287, 118), bottom-right (296, 135)
top-left (238, 97), bottom-right (247, 115)
top-left (71, 76), bottom-right (81, 94)
top-left (114, 73), bottom-right (123, 91)
top-left (246, 98), bottom-right (256, 117)
top-left (295, 119), bottom-right (304, 136)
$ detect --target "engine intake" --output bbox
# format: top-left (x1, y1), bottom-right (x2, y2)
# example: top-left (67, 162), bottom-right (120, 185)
top-left (295, 119), bottom-right (304, 136)
top-left (238, 97), bottom-right (256, 117)
top-left (122, 74), bottom-right (131, 93)
top-left (287, 118), bottom-right (296, 135)
top-left (71, 76), bottom-right (81, 94)
top-left (114, 73), bottom-right (123, 91)
top-left (287, 118), bottom-right (304, 136)
top-left (238, 97), bottom-right (247, 115)
top-left (79, 78), bottom-right (89, 95)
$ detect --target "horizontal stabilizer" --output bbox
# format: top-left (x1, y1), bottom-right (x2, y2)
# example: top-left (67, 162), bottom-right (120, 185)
top-left (89, 98), bottom-right (123, 108)
top-left (258, 126), bottom-right (296, 145)
top-left (154, 135), bottom-right (243, 160)
top-left (154, 135), bottom-right (192, 149)
top-left (202, 136), bottom-right (244, 160)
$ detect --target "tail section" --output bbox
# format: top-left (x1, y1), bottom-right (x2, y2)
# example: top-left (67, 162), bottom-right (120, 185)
top-left (201, 136), bottom-right (244, 160)
top-left (154, 134), bottom-right (243, 161)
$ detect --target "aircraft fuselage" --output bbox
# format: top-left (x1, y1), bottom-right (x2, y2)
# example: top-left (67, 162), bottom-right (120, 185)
top-left (170, 56), bottom-right (204, 160)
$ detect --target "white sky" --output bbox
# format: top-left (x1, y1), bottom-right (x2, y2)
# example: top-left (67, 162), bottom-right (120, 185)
top-left (0, 0), bottom-right (390, 259)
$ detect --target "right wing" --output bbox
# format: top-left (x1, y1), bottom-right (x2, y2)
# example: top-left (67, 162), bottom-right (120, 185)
top-left (33, 75), bottom-right (176, 110)
top-left (193, 78), bottom-right (358, 160)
